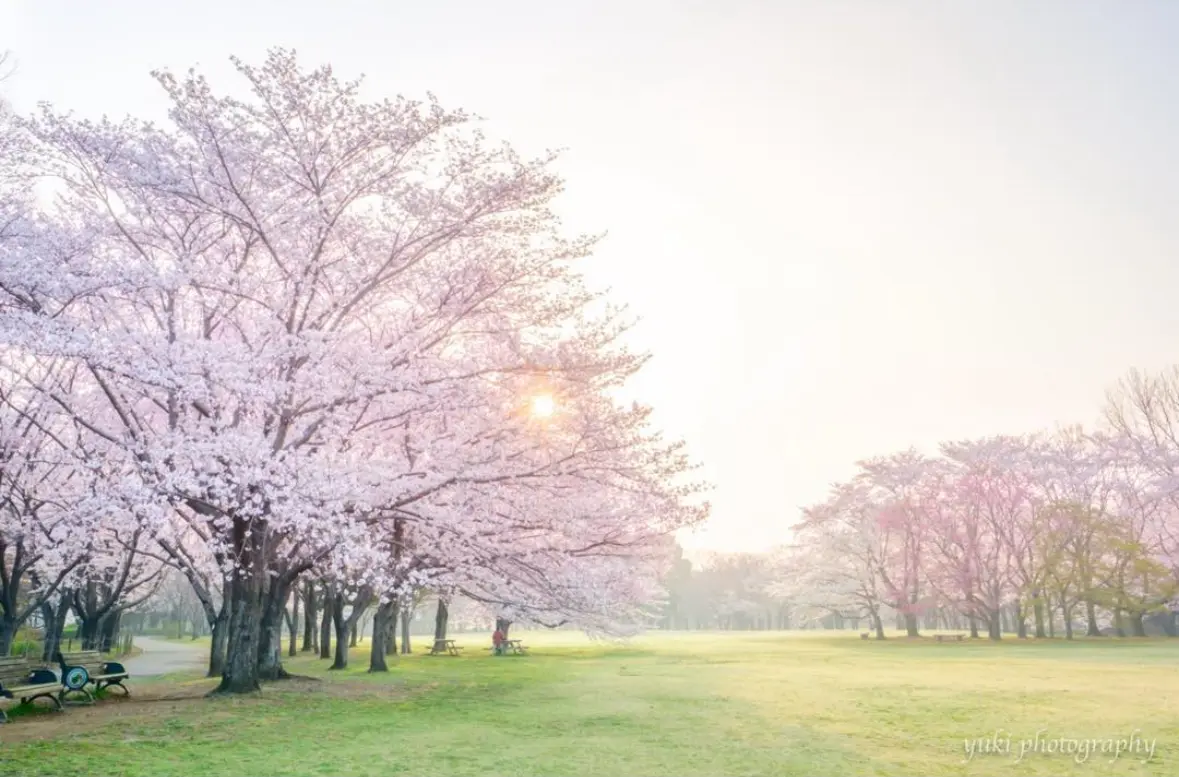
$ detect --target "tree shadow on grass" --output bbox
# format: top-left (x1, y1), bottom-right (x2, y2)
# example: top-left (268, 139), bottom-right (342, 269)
top-left (0, 674), bottom-right (424, 745)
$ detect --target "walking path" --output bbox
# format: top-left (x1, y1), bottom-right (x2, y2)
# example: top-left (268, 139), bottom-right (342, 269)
top-left (123, 636), bottom-right (206, 677)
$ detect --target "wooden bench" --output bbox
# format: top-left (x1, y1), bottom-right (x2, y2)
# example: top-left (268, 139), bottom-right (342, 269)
top-left (55, 650), bottom-right (130, 704)
top-left (503, 639), bottom-right (528, 655)
top-left (0, 657), bottom-right (62, 723)
top-left (429, 639), bottom-right (464, 656)
top-left (934, 634), bottom-right (966, 642)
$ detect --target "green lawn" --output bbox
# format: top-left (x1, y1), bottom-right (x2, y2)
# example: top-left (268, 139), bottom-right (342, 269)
top-left (1, 631), bottom-right (1176, 776)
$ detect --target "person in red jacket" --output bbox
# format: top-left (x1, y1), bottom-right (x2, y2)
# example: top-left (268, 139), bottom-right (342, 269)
top-left (492, 627), bottom-right (506, 655)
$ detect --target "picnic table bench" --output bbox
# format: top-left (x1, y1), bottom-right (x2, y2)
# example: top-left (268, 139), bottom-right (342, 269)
top-left (0, 657), bottom-right (62, 723)
top-left (55, 650), bottom-right (130, 704)
top-left (934, 634), bottom-right (966, 643)
top-left (429, 639), bottom-right (464, 656)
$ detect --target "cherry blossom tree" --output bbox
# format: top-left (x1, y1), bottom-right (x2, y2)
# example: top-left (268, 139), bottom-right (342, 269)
top-left (1105, 368), bottom-right (1179, 604)
top-left (0, 49), bottom-right (706, 689)
top-left (784, 481), bottom-right (891, 638)
top-left (934, 437), bottom-right (1030, 639)
top-left (918, 459), bottom-right (987, 637)
top-left (857, 451), bottom-right (928, 637)
top-left (0, 383), bottom-right (91, 654)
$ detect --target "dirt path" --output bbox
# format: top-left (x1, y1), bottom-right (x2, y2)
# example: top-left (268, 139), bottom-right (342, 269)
top-left (123, 636), bottom-right (206, 676)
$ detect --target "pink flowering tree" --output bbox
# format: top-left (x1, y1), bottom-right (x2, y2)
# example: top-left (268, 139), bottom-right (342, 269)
top-left (1106, 368), bottom-right (1179, 624)
top-left (786, 480), bottom-right (891, 638)
top-left (856, 450), bottom-right (929, 637)
top-left (0, 49), bottom-right (705, 691)
top-left (0, 382), bottom-right (93, 654)
top-left (935, 437), bottom-right (1029, 639)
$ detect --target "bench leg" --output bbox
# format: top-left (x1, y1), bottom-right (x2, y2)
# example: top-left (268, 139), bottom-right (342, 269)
top-left (25, 692), bottom-right (64, 713)
top-left (60, 687), bottom-right (95, 706)
top-left (7, 692), bottom-right (64, 718)
top-left (95, 679), bottom-right (129, 695)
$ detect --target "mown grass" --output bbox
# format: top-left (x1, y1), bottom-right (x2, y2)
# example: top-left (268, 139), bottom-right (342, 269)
top-left (1, 631), bottom-right (1176, 776)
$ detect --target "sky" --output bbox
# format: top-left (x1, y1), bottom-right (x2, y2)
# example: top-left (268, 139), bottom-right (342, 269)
top-left (3, 1), bottom-right (1179, 554)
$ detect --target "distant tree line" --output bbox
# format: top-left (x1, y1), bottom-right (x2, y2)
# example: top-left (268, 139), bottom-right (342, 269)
top-left (668, 369), bottom-right (1179, 641)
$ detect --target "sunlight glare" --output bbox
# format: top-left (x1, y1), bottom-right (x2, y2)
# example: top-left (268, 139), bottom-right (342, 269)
top-left (530, 394), bottom-right (555, 418)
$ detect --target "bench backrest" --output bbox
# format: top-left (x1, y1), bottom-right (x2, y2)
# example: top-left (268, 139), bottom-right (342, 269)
top-left (0, 657), bottom-right (36, 688)
top-left (59, 651), bottom-right (106, 673)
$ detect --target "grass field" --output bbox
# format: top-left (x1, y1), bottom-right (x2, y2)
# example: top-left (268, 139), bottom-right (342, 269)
top-left (1, 631), bottom-right (1176, 776)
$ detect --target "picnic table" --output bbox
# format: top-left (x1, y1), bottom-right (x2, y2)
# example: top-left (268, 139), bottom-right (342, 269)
top-left (429, 639), bottom-right (464, 656)
top-left (502, 639), bottom-right (528, 655)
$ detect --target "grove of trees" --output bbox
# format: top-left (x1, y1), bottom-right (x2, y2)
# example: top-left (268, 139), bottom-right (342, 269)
top-left (0, 49), bottom-right (708, 691)
top-left (780, 370), bottom-right (1179, 640)
top-left (652, 370), bottom-right (1179, 642)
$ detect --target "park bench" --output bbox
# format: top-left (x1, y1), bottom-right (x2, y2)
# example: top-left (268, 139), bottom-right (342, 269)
top-left (429, 639), bottom-right (464, 656)
top-left (860, 632), bottom-right (869, 640)
top-left (0, 657), bottom-right (62, 723)
top-left (933, 634), bottom-right (966, 643)
top-left (54, 650), bottom-right (130, 704)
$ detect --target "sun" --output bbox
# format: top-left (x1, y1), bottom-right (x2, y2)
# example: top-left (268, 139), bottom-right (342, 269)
top-left (530, 394), bottom-right (555, 418)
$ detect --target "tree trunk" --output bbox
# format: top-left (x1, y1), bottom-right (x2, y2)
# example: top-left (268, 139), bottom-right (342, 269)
top-left (256, 579), bottom-right (291, 681)
top-left (902, 611), bottom-right (918, 637)
top-left (319, 589), bottom-right (333, 659)
top-left (208, 600), bottom-right (230, 678)
top-left (338, 588), bottom-right (372, 655)
top-left (40, 597), bottom-right (70, 662)
top-left (988, 609), bottom-right (1002, 641)
top-left (1033, 595), bottom-right (1046, 638)
top-left (871, 609), bottom-right (885, 640)
top-left (495, 617), bottom-right (512, 639)
top-left (0, 617), bottom-right (15, 657)
top-left (77, 615), bottom-right (101, 650)
top-left (400, 604), bottom-right (412, 654)
top-left (215, 560), bottom-right (265, 694)
top-left (330, 596), bottom-right (349, 670)
top-left (369, 601), bottom-right (395, 673)
top-left (1085, 600), bottom-right (1101, 637)
top-left (1063, 598), bottom-right (1075, 640)
top-left (101, 611), bottom-right (121, 651)
top-left (287, 589), bottom-right (299, 657)
top-left (1015, 600), bottom-right (1028, 639)
top-left (1129, 611), bottom-right (1146, 637)
top-left (301, 581), bottom-right (317, 652)
top-left (434, 599), bottom-right (449, 643)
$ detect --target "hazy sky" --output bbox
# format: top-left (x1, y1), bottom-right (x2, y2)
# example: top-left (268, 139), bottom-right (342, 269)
top-left (3, 1), bottom-right (1179, 554)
